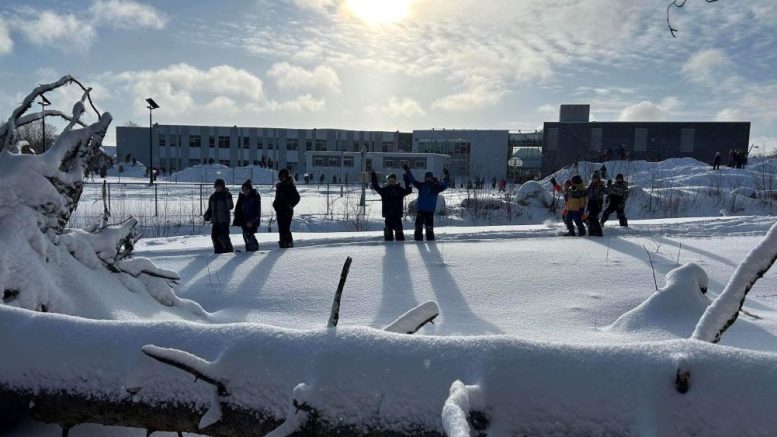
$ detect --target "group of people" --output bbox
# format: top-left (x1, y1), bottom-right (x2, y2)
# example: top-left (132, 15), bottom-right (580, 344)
top-left (203, 166), bottom-right (451, 253)
top-left (551, 172), bottom-right (629, 237)
top-left (203, 168), bottom-right (300, 253)
top-left (370, 166), bottom-right (450, 241)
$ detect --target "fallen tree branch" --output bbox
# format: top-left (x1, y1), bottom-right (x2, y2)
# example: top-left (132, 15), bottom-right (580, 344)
top-left (142, 345), bottom-right (227, 396)
top-left (384, 301), bottom-right (440, 334)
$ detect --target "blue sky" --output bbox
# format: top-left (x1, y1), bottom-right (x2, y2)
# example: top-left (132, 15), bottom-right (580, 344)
top-left (1, 0), bottom-right (776, 154)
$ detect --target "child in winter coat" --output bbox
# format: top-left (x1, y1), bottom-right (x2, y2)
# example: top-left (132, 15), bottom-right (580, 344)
top-left (601, 173), bottom-right (629, 227)
top-left (371, 171), bottom-right (413, 241)
top-left (272, 169), bottom-right (300, 248)
top-left (586, 173), bottom-right (605, 237)
top-left (233, 179), bottom-right (261, 251)
top-left (204, 178), bottom-right (234, 254)
top-left (404, 166), bottom-right (450, 241)
top-left (551, 175), bottom-right (587, 236)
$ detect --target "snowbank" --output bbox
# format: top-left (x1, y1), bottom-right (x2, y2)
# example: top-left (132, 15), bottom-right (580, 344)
top-left (164, 164), bottom-right (277, 185)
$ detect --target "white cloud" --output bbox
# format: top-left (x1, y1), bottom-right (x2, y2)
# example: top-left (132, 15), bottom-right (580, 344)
top-left (14, 11), bottom-right (97, 52)
top-left (266, 94), bottom-right (326, 112)
top-left (267, 62), bottom-right (341, 93)
top-left (113, 63), bottom-right (265, 115)
top-left (366, 96), bottom-right (425, 117)
top-left (682, 48), bottom-right (734, 86)
top-left (432, 79), bottom-right (507, 111)
top-left (0, 18), bottom-right (12, 55)
top-left (537, 104), bottom-right (557, 116)
top-left (90, 0), bottom-right (168, 30)
top-left (714, 107), bottom-right (748, 121)
top-left (618, 97), bottom-right (682, 121)
top-left (290, 0), bottom-right (338, 12)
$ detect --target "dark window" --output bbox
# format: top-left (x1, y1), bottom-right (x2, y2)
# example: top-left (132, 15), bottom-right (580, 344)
top-left (218, 136), bottom-right (230, 149)
top-left (287, 139), bottom-right (299, 151)
top-left (315, 139), bottom-right (327, 151)
top-left (158, 135), bottom-right (166, 147)
top-left (242, 137), bottom-right (249, 149)
top-left (189, 135), bottom-right (201, 148)
top-left (305, 140), bottom-right (312, 151)
top-left (209, 136), bottom-right (215, 148)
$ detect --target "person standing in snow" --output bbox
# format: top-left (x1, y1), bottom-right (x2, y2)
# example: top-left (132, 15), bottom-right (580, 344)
top-left (371, 170), bottom-right (413, 241)
top-left (203, 178), bottom-right (234, 254)
top-left (233, 179), bottom-right (261, 251)
top-left (586, 173), bottom-right (605, 237)
top-left (601, 173), bottom-right (629, 228)
top-left (552, 175), bottom-right (586, 236)
top-left (599, 164), bottom-right (608, 180)
top-left (273, 169), bottom-right (300, 248)
top-left (713, 152), bottom-right (721, 170)
top-left (404, 165), bottom-right (450, 241)
top-left (498, 178), bottom-right (507, 192)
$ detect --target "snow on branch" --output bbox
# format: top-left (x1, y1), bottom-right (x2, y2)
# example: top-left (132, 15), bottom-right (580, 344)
top-left (441, 381), bottom-right (488, 437)
top-left (142, 345), bottom-right (225, 395)
top-left (384, 300), bottom-right (440, 334)
top-left (692, 221), bottom-right (777, 343)
top-left (666, 0), bottom-right (720, 38)
top-left (0, 75), bottom-right (100, 151)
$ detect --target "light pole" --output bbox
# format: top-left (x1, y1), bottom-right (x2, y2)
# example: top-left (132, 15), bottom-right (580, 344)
top-left (360, 147), bottom-right (366, 216)
top-left (38, 95), bottom-right (51, 153)
top-left (145, 98), bottom-right (160, 185)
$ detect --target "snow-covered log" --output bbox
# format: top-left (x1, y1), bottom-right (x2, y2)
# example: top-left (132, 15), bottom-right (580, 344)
top-left (692, 221), bottom-right (777, 343)
top-left (5, 305), bottom-right (777, 435)
top-left (384, 300), bottom-right (440, 334)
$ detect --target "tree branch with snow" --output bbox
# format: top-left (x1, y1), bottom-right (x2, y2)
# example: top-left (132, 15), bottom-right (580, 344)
top-left (692, 221), bottom-right (777, 343)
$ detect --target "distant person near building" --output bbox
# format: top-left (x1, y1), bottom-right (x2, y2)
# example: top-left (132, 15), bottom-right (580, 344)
top-left (273, 169), bottom-right (300, 248)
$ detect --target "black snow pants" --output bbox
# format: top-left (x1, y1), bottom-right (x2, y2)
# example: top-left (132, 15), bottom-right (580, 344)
top-left (242, 225), bottom-right (259, 251)
top-left (277, 213), bottom-right (293, 248)
top-left (211, 223), bottom-right (234, 254)
top-left (384, 215), bottom-right (405, 241)
top-left (601, 197), bottom-right (628, 227)
top-left (414, 211), bottom-right (435, 241)
top-left (587, 202), bottom-right (603, 237)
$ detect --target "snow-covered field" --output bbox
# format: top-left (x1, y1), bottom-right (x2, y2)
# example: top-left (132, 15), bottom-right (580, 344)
top-left (6, 155), bottom-right (777, 436)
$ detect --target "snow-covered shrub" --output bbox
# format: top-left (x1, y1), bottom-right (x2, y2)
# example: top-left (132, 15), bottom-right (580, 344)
top-left (608, 263), bottom-right (710, 337)
top-left (0, 77), bottom-right (206, 319)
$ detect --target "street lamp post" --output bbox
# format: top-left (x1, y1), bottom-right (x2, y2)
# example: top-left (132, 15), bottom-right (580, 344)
top-left (38, 95), bottom-right (51, 153)
top-left (145, 98), bottom-right (160, 185)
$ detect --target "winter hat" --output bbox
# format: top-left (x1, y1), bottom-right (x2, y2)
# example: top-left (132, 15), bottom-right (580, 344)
top-left (615, 173), bottom-right (624, 180)
top-left (214, 178), bottom-right (226, 188)
top-left (387, 173), bottom-right (398, 182)
top-left (571, 174), bottom-right (583, 184)
top-left (242, 179), bottom-right (253, 191)
top-left (424, 171), bottom-right (434, 179)
top-left (278, 169), bottom-right (290, 179)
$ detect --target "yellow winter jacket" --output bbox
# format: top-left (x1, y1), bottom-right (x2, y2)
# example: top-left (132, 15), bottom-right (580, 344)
top-left (564, 182), bottom-right (588, 212)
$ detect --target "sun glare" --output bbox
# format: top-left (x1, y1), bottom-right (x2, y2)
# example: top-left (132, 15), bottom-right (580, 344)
top-left (345, 0), bottom-right (413, 25)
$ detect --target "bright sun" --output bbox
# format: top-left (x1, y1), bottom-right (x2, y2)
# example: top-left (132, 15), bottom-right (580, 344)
top-left (345, 0), bottom-right (413, 25)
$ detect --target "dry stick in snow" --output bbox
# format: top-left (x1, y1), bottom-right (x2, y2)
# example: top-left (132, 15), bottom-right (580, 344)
top-left (643, 245), bottom-right (659, 291)
top-left (327, 256), bottom-right (352, 328)
top-left (692, 221), bottom-right (777, 343)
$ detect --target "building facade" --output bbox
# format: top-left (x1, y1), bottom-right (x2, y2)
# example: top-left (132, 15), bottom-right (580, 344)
top-left (541, 105), bottom-right (751, 174)
top-left (411, 129), bottom-right (510, 182)
top-left (304, 151), bottom-right (450, 184)
top-left (116, 125), bottom-right (412, 175)
top-left (509, 131), bottom-right (543, 182)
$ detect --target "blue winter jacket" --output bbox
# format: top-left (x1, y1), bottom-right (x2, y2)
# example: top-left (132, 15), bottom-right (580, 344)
top-left (407, 172), bottom-right (449, 213)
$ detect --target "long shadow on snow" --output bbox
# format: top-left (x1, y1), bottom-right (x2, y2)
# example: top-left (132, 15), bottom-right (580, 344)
top-left (418, 242), bottom-right (504, 335)
top-left (372, 243), bottom-right (418, 328)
